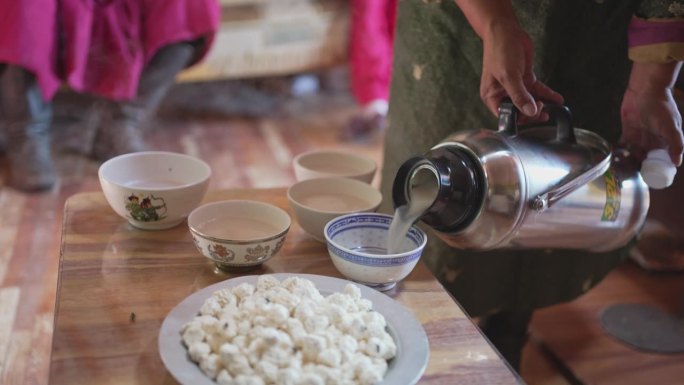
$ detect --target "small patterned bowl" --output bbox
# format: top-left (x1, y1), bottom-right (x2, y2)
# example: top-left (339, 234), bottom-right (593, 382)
top-left (324, 213), bottom-right (428, 291)
top-left (188, 200), bottom-right (291, 272)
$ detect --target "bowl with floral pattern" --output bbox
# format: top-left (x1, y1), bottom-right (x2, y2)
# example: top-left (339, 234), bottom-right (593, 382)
top-left (188, 200), bottom-right (291, 272)
top-left (98, 151), bottom-right (211, 230)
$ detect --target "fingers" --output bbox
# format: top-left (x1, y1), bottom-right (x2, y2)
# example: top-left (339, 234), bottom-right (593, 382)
top-left (669, 143), bottom-right (683, 167)
top-left (529, 81), bottom-right (564, 106)
top-left (641, 105), bottom-right (683, 166)
top-left (482, 76), bottom-right (563, 121)
top-left (501, 75), bottom-right (538, 117)
top-left (662, 121), bottom-right (684, 166)
top-left (481, 78), bottom-right (539, 119)
top-left (619, 127), bottom-right (646, 161)
top-left (669, 146), bottom-right (682, 167)
top-left (620, 106), bottom-right (683, 166)
top-left (481, 82), bottom-right (507, 117)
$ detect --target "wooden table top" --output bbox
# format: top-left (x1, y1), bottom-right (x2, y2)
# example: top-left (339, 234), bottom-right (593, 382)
top-left (49, 188), bottom-right (521, 385)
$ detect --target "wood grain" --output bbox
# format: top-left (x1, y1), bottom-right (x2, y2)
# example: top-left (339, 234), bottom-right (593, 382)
top-left (49, 188), bottom-right (521, 385)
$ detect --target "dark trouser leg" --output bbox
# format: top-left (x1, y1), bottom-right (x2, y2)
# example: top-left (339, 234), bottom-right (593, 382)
top-left (0, 65), bottom-right (56, 191)
top-left (479, 310), bottom-right (534, 372)
top-left (91, 42), bottom-right (195, 162)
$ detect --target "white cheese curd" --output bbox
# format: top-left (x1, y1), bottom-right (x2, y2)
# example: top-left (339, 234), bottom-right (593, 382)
top-left (180, 275), bottom-right (397, 384)
top-left (188, 341), bottom-right (211, 363)
top-left (216, 369), bottom-right (233, 385)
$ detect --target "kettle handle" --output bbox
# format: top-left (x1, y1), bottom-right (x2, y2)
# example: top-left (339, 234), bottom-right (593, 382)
top-left (532, 153), bottom-right (612, 212)
top-left (497, 98), bottom-right (576, 143)
top-left (497, 99), bottom-right (612, 212)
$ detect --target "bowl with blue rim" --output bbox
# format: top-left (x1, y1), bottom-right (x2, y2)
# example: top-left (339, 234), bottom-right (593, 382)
top-left (324, 213), bottom-right (427, 291)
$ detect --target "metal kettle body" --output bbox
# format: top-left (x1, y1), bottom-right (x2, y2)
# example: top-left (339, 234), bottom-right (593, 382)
top-left (392, 103), bottom-right (650, 252)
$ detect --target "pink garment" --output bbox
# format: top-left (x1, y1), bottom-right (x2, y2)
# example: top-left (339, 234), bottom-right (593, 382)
top-left (628, 17), bottom-right (684, 47)
top-left (349, 0), bottom-right (397, 106)
top-left (0, 0), bottom-right (220, 101)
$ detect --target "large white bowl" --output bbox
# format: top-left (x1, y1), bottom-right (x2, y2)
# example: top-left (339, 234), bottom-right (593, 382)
top-left (99, 151), bottom-right (211, 230)
top-left (188, 200), bottom-right (291, 271)
top-left (324, 213), bottom-right (428, 291)
top-left (293, 150), bottom-right (377, 184)
top-left (287, 177), bottom-right (382, 242)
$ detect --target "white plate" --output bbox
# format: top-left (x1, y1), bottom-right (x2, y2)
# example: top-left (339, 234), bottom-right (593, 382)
top-left (159, 273), bottom-right (429, 385)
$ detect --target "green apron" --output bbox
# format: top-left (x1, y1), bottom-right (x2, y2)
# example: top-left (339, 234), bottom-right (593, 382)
top-left (379, 0), bottom-right (653, 317)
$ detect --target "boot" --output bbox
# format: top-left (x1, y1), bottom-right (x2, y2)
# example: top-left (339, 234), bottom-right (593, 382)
top-left (90, 99), bottom-right (148, 162)
top-left (0, 66), bottom-right (56, 191)
top-left (91, 43), bottom-right (195, 162)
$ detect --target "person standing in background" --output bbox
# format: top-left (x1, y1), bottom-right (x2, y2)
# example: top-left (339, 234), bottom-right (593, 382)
top-left (0, 0), bottom-right (220, 191)
top-left (379, 0), bottom-right (683, 371)
top-left (345, 0), bottom-right (398, 141)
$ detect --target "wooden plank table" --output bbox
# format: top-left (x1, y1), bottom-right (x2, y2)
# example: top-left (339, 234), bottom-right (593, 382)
top-left (49, 188), bottom-right (522, 385)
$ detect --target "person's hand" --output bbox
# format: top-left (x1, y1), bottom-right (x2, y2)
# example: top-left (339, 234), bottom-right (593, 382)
top-left (620, 62), bottom-right (684, 166)
top-left (480, 20), bottom-right (563, 121)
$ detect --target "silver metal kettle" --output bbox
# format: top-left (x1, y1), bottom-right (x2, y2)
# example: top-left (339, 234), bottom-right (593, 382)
top-left (391, 101), bottom-right (649, 252)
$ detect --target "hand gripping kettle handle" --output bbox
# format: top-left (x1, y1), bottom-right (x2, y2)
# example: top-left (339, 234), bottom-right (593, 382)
top-left (497, 98), bottom-right (576, 143)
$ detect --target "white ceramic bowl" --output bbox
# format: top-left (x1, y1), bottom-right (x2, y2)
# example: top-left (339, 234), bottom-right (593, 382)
top-left (293, 150), bottom-right (377, 184)
top-left (287, 177), bottom-right (382, 242)
top-left (188, 200), bottom-right (291, 271)
top-left (99, 151), bottom-right (211, 230)
top-left (324, 213), bottom-right (428, 291)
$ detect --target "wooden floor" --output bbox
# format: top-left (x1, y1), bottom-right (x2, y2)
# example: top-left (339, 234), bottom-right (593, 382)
top-left (0, 79), bottom-right (682, 384)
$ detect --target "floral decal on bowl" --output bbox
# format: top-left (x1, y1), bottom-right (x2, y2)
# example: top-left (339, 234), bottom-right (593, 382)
top-left (245, 244), bottom-right (270, 262)
top-left (208, 243), bottom-right (236, 262)
top-left (271, 237), bottom-right (285, 257)
top-left (191, 235), bottom-right (202, 251)
top-left (125, 194), bottom-right (167, 222)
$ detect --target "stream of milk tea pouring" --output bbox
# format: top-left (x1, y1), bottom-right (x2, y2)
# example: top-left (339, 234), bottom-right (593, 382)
top-left (387, 166), bottom-right (439, 254)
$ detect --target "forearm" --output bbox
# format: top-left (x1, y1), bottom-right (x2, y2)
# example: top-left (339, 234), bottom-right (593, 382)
top-left (628, 61), bottom-right (682, 93)
top-left (453, 0), bottom-right (518, 39)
